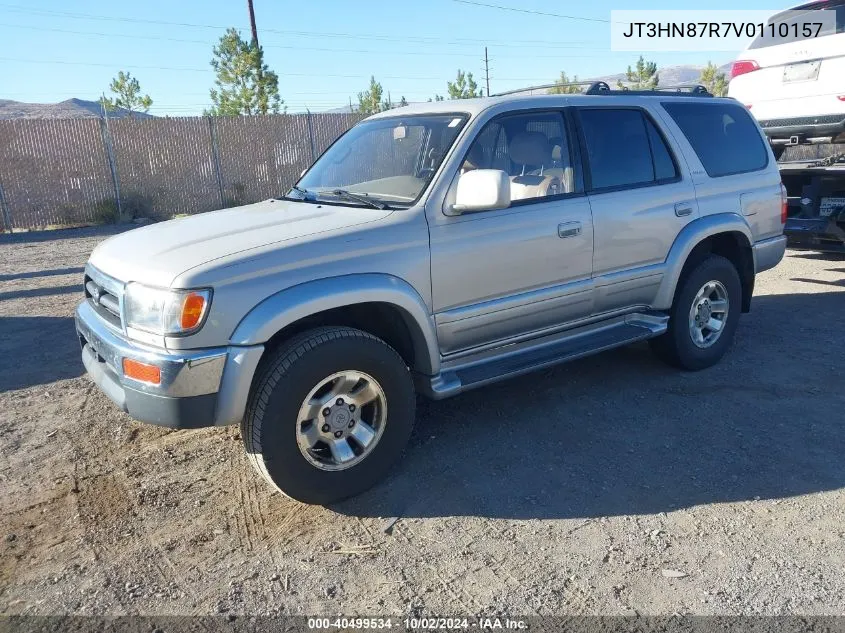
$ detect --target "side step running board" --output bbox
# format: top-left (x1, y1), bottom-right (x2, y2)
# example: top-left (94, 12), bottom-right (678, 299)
top-left (418, 313), bottom-right (668, 399)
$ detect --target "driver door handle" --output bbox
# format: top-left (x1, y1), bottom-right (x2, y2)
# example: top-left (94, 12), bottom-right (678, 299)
top-left (558, 221), bottom-right (582, 239)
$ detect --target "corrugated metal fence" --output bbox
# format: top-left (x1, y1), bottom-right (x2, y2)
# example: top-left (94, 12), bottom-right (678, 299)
top-left (0, 113), bottom-right (364, 230)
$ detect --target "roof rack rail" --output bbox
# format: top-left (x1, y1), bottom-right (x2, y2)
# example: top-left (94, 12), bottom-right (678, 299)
top-left (491, 81), bottom-right (598, 97)
top-left (585, 82), bottom-right (713, 96)
top-left (491, 82), bottom-right (713, 98)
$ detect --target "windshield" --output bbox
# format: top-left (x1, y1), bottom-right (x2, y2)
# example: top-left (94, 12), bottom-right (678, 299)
top-left (294, 113), bottom-right (469, 207)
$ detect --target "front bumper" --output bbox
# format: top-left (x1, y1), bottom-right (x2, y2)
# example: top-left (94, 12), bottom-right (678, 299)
top-left (76, 300), bottom-right (229, 429)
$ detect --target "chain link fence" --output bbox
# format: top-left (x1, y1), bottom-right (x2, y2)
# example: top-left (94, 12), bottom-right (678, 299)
top-left (0, 113), bottom-right (364, 231)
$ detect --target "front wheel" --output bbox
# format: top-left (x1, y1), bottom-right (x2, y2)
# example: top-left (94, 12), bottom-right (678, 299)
top-left (241, 327), bottom-right (416, 505)
top-left (650, 254), bottom-right (742, 371)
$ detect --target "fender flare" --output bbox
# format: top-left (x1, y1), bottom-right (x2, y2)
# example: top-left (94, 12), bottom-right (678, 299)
top-left (652, 212), bottom-right (753, 310)
top-left (229, 273), bottom-right (440, 375)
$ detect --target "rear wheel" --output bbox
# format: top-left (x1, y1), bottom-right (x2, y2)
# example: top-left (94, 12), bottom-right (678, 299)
top-left (650, 254), bottom-right (742, 370)
top-left (241, 327), bottom-right (416, 505)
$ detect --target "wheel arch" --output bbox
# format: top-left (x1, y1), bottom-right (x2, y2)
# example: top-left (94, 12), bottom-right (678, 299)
top-left (654, 214), bottom-right (755, 313)
top-left (230, 274), bottom-right (440, 375)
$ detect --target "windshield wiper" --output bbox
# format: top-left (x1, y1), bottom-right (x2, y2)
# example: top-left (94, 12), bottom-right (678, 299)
top-left (282, 185), bottom-right (313, 200)
top-left (318, 189), bottom-right (390, 210)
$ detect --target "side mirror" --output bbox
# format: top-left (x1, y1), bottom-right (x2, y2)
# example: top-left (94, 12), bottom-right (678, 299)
top-left (450, 169), bottom-right (510, 214)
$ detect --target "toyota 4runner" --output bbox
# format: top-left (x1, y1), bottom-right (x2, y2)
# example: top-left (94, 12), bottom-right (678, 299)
top-left (76, 86), bottom-right (787, 505)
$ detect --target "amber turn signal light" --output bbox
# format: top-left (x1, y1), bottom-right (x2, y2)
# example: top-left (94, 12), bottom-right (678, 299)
top-left (123, 358), bottom-right (162, 385)
top-left (180, 292), bottom-right (207, 330)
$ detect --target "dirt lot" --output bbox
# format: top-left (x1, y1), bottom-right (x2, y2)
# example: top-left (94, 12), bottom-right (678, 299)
top-left (1, 225), bottom-right (844, 617)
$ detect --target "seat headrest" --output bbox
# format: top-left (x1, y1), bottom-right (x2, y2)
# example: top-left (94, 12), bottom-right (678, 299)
top-left (549, 136), bottom-right (564, 162)
top-left (509, 132), bottom-right (551, 167)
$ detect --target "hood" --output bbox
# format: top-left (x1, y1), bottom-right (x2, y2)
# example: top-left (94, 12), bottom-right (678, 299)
top-left (89, 199), bottom-right (392, 287)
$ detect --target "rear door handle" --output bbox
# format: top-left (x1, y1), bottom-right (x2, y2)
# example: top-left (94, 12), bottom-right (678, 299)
top-left (558, 221), bottom-right (582, 239)
top-left (674, 202), bottom-right (694, 217)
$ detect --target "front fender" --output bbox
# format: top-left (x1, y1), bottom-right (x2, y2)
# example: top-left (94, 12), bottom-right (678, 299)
top-left (229, 273), bottom-right (440, 375)
top-left (653, 213), bottom-right (753, 310)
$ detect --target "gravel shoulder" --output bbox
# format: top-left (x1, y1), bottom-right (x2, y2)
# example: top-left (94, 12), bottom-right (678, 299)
top-left (1, 226), bottom-right (844, 616)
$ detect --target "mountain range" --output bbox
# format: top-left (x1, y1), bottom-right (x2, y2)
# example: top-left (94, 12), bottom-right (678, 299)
top-left (0, 98), bottom-right (154, 120)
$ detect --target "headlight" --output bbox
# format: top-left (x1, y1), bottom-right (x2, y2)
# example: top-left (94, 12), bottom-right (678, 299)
top-left (124, 284), bottom-right (212, 336)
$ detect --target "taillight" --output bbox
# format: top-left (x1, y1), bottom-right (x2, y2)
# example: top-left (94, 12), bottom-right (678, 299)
top-left (780, 183), bottom-right (788, 224)
top-left (731, 60), bottom-right (760, 79)
top-left (838, 95), bottom-right (845, 101)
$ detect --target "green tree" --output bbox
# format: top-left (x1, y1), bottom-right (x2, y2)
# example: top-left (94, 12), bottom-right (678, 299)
top-left (699, 61), bottom-right (728, 97)
top-left (447, 69), bottom-right (483, 99)
top-left (617, 56), bottom-right (659, 90)
top-left (428, 94), bottom-right (445, 102)
top-left (100, 71), bottom-right (152, 115)
top-left (357, 76), bottom-right (388, 114)
top-left (398, 96), bottom-right (408, 107)
top-left (207, 28), bottom-right (282, 115)
top-left (549, 71), bottom-right (582, 94)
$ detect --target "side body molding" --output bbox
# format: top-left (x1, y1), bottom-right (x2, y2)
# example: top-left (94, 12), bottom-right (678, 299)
top-left (652, 212), bottom-right (753, 310)
top-left (229, 274), bottom-right (440, 375)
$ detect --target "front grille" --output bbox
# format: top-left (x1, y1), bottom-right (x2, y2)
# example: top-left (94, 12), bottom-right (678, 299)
top-left (84, 269), bottom-right (123, 329)
top-left (759, 114), bottom-right (845, 128)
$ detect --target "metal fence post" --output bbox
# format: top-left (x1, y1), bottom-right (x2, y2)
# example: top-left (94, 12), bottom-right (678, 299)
top-left (0, 179), bottom-right (12, 232)
top-left (207, 116), bottom-right (226, 208)
top-left (305, 108), bottom-right (316, 164)
top-left (99, 100), bottom-right (122, 218)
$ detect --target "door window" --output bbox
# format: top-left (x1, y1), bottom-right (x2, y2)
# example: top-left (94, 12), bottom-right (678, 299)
top-left (460, 111), bottom-right (577, 203)
top-left (578, 108), bottom-right (679, 191)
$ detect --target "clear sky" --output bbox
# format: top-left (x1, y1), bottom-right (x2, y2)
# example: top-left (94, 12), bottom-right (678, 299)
top-left (0, 0), bottom-right (785, 115)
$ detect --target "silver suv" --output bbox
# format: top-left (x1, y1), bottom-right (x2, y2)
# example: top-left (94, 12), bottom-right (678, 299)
top-left (76, 88), bottom-right (787, 505)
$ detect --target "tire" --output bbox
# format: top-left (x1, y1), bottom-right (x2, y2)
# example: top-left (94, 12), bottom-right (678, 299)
top-left (649, 254), bottom-right (742, 371)
top-left (241, 326), bottom-right (416, 505)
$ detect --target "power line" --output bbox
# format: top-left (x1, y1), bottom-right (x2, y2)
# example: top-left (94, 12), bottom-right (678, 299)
top-left (451, 0), bottom-right (611, 23)
top-left (0, 23), bottom-right (613, 58)
top-left (0, 3), bottom-right (599, 49)
top-left (0, 56), bottom-right (579, 82)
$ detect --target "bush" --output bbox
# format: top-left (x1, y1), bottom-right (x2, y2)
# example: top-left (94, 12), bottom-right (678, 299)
top-left (92, 199), bottom-right (119, 224)
top-left (90, 193), bottom-right (152, 224)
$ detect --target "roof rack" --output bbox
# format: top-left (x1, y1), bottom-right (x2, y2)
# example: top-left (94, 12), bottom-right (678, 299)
top-left (491, 81), bottom-right (713, 98)
top-left (586, 82), bottom-right (713, 97)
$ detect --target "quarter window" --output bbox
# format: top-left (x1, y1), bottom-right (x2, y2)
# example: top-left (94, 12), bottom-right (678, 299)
top-left (578, 108), bottom-right (678, 191)
top-left (663, 102), bottom-right (768, 177)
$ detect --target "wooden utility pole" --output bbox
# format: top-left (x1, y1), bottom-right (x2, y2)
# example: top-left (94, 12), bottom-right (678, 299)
top-left (484, 47), bottom-right (491, 96)
top-left (247, 0), bottom-right (259, 46)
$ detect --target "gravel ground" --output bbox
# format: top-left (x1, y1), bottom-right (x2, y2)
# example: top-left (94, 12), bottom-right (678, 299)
top-left (1, 226), bottom-right (844, 617)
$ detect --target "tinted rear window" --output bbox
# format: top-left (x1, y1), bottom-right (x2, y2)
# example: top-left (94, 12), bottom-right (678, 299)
top-left (662, 102), bottom-right (768, 177)
top-left (578, 108), bottom-right (678, 190)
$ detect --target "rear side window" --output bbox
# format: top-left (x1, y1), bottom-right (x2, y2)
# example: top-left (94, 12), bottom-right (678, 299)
top-left (578, 108), bottom-right (678, 191)
top-left (663, 102), bottom-right (768, 177)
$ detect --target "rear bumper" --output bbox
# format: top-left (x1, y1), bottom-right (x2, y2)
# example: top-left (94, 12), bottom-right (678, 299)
top-left (752, 235), bottom-right (787, 273)
top-left (760, 115), bottom-right (845, 142)
top-left (75, 300), bottom-right (263, 429)
top-left (784, 217), bottom-right (845, 251)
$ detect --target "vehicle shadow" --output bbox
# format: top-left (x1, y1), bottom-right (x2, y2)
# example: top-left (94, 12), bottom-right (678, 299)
top-left (0, 225), bottom-right (128, 245)
top-left (336, 290), bottom-right (845, 520)
top-left (0, 267), bottom-right (84, 283)
top-left (0, 316), bottom-right (83, 392)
